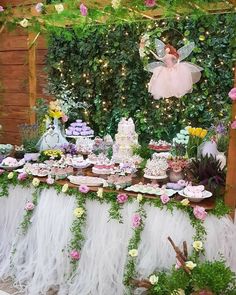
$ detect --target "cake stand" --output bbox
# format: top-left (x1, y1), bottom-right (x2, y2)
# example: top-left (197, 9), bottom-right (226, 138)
top-left (144, 174), bottom-right (168, 184)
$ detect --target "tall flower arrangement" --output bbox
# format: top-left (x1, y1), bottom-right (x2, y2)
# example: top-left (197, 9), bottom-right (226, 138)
top-left (187, 127), bottom-right (208, 158)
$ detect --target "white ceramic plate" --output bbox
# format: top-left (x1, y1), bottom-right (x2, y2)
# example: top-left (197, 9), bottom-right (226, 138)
top-left (178, 190), bottom-right (212, 203)
top-left (0, 164), bottom-right (23, 171)
top-left (68, 175), bottom-right (105, 187)
top-left (125, 186), bottom-right (177, 197)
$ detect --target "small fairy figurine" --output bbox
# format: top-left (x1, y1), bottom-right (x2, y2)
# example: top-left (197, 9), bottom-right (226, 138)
top-left (145, 39), bottom-right (203, 99)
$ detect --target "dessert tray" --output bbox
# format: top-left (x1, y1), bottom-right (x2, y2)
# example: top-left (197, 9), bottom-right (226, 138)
top-left (0, 157), bottom-right (25, 171)
top-left (148, 140), bottom-right (172, 152)
top-left (125, 183), bottom-right (176, 197)
top-left (68, 175), bottom-right (107, 187)
top-left (179, 185), bottom-right (212, 202)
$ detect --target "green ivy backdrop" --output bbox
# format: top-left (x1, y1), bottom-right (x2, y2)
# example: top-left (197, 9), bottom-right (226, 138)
top-left (46, 13), bottom-right (236, 142)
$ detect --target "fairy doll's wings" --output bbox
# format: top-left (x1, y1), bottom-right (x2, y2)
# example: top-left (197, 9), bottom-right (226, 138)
top-left (177, 42), bottom-right (195, 61)
top-left (146, 39), bottom-right (165, 72)
top-left (155, 39), bottom-right (166, 58)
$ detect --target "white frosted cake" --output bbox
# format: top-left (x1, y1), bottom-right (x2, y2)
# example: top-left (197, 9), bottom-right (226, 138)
top-left (112, 118), bottom-right (139, 163)
top-left (144, 154), bottom-right (169, 179)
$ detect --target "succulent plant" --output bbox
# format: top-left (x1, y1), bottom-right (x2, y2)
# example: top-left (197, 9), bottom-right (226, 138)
top-left (188, 155), bottom-right (226, 193)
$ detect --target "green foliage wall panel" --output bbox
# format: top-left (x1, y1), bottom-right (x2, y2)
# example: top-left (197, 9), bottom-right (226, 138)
top-left (46, 13), bottom-right (236, 142)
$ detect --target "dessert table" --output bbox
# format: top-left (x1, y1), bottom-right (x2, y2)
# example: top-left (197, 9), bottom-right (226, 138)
top-left (0, 173), bottom-right (235, 295)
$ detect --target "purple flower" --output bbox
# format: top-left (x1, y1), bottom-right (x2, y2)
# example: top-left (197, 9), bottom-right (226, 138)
top-left (18, 172), bottom-right (28, 181)
top-left (117, 193), bottom-right (128, 204)
top-left (80, 3), bottom-right (88, 16)
top-left (160, 194), bottom-right (170, 204)
top-left (132, 213), bottom-right (141, 228)
top-left (216, 123), bottom-right (226, 134)
top-left (25, 201), bottom-right (35, 211)
top-left (79, 184), bottom-right (90, 194)
top-left (70, 249), bottom-right (80, 260)
top-left (229, 88), bottom-right (236, 101)
top-left (35, 2), bottom-right (43, 13)
top-left (145, 0), bottom-right (156, 7)
top-left (0, 6), bottom-right (4, 12)
top-left (0, 169), bottom-right (5, 175)
top-left (193, 206), bottom-right (207, 221)
top-left (231, 120), bottom-right (236, 129)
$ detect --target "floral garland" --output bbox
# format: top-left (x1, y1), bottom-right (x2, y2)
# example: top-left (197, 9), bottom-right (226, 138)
top-left (0, 172), bottom-right (232, 288)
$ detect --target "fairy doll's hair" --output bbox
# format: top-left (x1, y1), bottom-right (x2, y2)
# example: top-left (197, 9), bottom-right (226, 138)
top-left (165, 44), bottom-right (179, 59)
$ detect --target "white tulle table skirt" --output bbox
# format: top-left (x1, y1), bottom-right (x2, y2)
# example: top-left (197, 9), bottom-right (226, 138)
top-left (0, 186), bottom-right (235, 295)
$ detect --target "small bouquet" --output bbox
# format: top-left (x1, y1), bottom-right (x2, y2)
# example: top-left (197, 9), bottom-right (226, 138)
top-left (60, 143), bottom-right (78, 156)
top-left (168, 157), bottom-right (188, 173)
top-left (47, 100), bottom-right (68, 124)
top-left (40, 149), bottom-right (63, 161)
top-left (187, 127), bottom-right (208, 158)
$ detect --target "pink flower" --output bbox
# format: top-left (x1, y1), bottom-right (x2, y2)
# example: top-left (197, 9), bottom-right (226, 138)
top-left (229, 88), bottom-right (236, 101)
top-left (46, 177), bottom-right (54, 185)
top-left (0, 169), bottom-right (5, 175)
top-left (79, 184), bottom-right (90, 193)
top-left (160, 194), bottom-right (170, 204)
top-left (132, 214), bottom-right (141, 228)
top-left (231, 120), bottom-right (236, 129)
top-left (80, 3), bottom-right (88, 16)
top-left (62, 114), bottom-right (68, 123)
top-left (25, 201), bottom-right (35, 211)
top-left (0, 6), bottom-right (4, 12)
top-left (145, 0), bottom-right (156, 7)
top-left (117, 193), bottom-right (128, 204)
top-left (70, 249), bottom-right (80, 260)
top-left (175, 259), bottom-right (182, 269)
top-left (18, 172), bottom-right (28, 181)
top-left (35, 2), bottom-right (43, 13)
top-left (193, 206), bottom-right (207, 221)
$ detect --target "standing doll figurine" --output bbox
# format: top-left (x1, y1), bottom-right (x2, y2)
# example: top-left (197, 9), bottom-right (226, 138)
top-left (146, 39), bottom-right (203, 99)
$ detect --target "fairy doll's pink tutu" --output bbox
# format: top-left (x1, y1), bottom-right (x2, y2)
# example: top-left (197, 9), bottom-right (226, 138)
top-left (144, 40), bottom-right (203, 99)
top-left (149, 61), bottom-right (202, 99)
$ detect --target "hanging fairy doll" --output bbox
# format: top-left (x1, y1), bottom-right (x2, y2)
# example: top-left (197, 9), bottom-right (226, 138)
top-left (143, 38), bottom-right (203, 99)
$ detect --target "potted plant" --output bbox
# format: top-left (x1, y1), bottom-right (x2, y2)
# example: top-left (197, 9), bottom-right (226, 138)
top-left (167, 157), bottom-right (188, 182)
top-left (19, 124), bottom-right (40, 162)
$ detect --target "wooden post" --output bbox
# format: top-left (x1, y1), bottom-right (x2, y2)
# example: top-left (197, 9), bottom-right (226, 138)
top-left (225, 68), bottom-right (236, 218)
top-left (28, 31), bottom-right (36, 124)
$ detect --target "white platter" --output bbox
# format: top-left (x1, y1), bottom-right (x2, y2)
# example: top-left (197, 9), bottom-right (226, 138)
top-left (68, 175), bottom-right (106, 187)
top-left (178, 190), bottom-right (212, 203)
top-left (125, 185), bottom-right (177, 197)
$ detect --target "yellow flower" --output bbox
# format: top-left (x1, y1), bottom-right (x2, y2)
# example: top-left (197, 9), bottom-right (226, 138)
top-left (62, 183), bottom-right (69, 193)
top-left (74, 207), bottom-right (85, 218)
top-left (137, 194), bottom-right (143, 202)
top-left (186, 261), bottom-right (197, 270)
top-left (199, 129), bottom-right (207, 138)
top-left (191, 128), bottom-right (197, 136)
top-left (8, 172), bottom-right (14, 179)
top-left (55, 3), bottom-right (64, 13)
top-left (128, 249), bottom-right (138, 257)
top-left (48, 110), bottom-right (63, 119)
top-left (32, 177), bottom-right (40, 187)
top-left (97, 188), bottom-right (103, 198)
top-left (181, 198), bottom-right (190, 206)
top-left (149, 274), bottom-right (159, 285)
top-left (195, 128), bottom-right (203, 137)
top-left (193, 241), bottom-right (203, 252)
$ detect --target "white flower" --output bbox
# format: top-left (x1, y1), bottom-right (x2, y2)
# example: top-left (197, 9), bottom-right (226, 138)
top-left (111, 0), bottom-right (121, 9)
top-left (137, 194), bottom-right (143, 202)
top-left (175, 139), bottom-right (181, 144)
top-left (62, 183), bottom-right (69, 193)
top-left (55, 3), bottom-right (64, 13)
top-left (171, 289), bottom-right (185, 295)
top-left (192, 241), bottom-right (203, 252)
top-left (73, 207), bottom-right (85, 218)
top-left (19, 18), bottom-right (29, 28)
top-left (149, 274), bottom-right (159, 285)
top-left (32, 177), bottom-right (40, 187)
top-left (181, 198), bottom-right (190, 206)
top-left (8, 172), bottom-right (14, 179)
top-left (185, 261), bottom-right (197, 270)
top-left (128, 249), bottom-right (138, 257)
top-left (177, 134), bottom-right (185, 139)
top-left (97, 188), bottom-right (103, 198)
top-left (139, 48), bottom-right (146, 58)
top-left (180, 129), bottom-right (188, 135)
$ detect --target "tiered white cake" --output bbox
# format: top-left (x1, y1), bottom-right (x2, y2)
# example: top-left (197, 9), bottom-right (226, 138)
top-left (112, 118), bottom-right (139, 163)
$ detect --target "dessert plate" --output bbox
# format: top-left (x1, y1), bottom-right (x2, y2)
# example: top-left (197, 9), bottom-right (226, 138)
top-left (68, 175), bottom-right (106, 187)
top-left (178, 190), bottom-right (212, 203)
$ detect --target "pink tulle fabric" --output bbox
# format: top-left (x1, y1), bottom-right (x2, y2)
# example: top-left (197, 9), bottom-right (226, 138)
top-left (148, 54), bottom-right (202, 99)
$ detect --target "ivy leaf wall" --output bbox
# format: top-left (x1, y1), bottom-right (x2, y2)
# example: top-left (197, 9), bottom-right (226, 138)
top-left (46, 13), bottom-right (235, 143)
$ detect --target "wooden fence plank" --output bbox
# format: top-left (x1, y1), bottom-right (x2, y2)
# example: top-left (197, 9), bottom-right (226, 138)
top-left (0, 65), bottom-right (28, 79)
top-left (1, 93), bottom-right (29, 106)
top-left (1, 79), bottom-right (28, 92)
top-left (0, 51), bottom-right (28, 65)
top-left (28, 32), bottom-right (36, 124)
